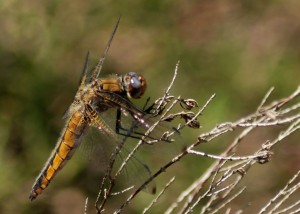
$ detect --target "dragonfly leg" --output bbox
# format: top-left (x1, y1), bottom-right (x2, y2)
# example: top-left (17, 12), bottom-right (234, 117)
top-left (115, 108), bottom-right (160, 142)
top-left (115, 108), bottom-right (142, 140)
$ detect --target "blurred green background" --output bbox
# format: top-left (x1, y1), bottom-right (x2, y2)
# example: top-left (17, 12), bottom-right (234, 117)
top-left (0, 0), bottom-right (300, 213)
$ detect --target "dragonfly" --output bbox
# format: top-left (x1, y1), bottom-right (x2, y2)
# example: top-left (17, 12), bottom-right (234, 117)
top-left (29, 18), bottom-right (152, 201)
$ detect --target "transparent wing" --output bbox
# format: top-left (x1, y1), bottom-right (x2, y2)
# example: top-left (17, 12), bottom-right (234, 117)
top-left (77, 107), bottom-right (157, 196)
top-left (91, 17), bottom-right (121, 81)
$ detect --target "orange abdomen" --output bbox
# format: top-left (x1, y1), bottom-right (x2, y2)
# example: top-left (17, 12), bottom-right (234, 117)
top-left (29, 111), bottom-right (87, 201)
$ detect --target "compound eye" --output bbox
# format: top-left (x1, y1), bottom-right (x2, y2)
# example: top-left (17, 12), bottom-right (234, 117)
top-left (124, 72), bottom-right (147, 99)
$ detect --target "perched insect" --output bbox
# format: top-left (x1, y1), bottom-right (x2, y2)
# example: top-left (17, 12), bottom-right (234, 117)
top-left (29, 18), bottom-right (151, 201)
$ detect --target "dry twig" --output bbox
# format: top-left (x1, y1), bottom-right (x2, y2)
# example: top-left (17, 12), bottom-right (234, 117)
top-left (89, 64), bottom-right (300, 214)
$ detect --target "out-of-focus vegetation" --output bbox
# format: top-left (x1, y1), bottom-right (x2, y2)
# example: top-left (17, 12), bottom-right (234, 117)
top-left (0, 1), bottom-right (299, 213)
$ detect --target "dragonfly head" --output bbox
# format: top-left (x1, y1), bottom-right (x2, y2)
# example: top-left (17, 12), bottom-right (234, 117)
top-left (123, 72), bottom-right (147, 99)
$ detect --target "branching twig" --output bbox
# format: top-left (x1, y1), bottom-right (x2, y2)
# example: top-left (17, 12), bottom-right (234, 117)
top-left (90, 64), bottom-right (300, 214)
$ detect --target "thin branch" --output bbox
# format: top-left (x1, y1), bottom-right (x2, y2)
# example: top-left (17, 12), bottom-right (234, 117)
top-left (257, 87), bottom-right (275, 111)
top-left (259, 169), bottom-right (300, 214)
top-left (143, 177), bottom-right (176, 214)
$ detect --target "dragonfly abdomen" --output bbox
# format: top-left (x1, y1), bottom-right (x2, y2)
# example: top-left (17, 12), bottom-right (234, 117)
top-left (29, 111), bottom-right (87, 201)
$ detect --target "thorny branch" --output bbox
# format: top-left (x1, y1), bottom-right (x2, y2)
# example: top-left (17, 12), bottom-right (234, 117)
top-left (92, 65), bottom-right (300, 213)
